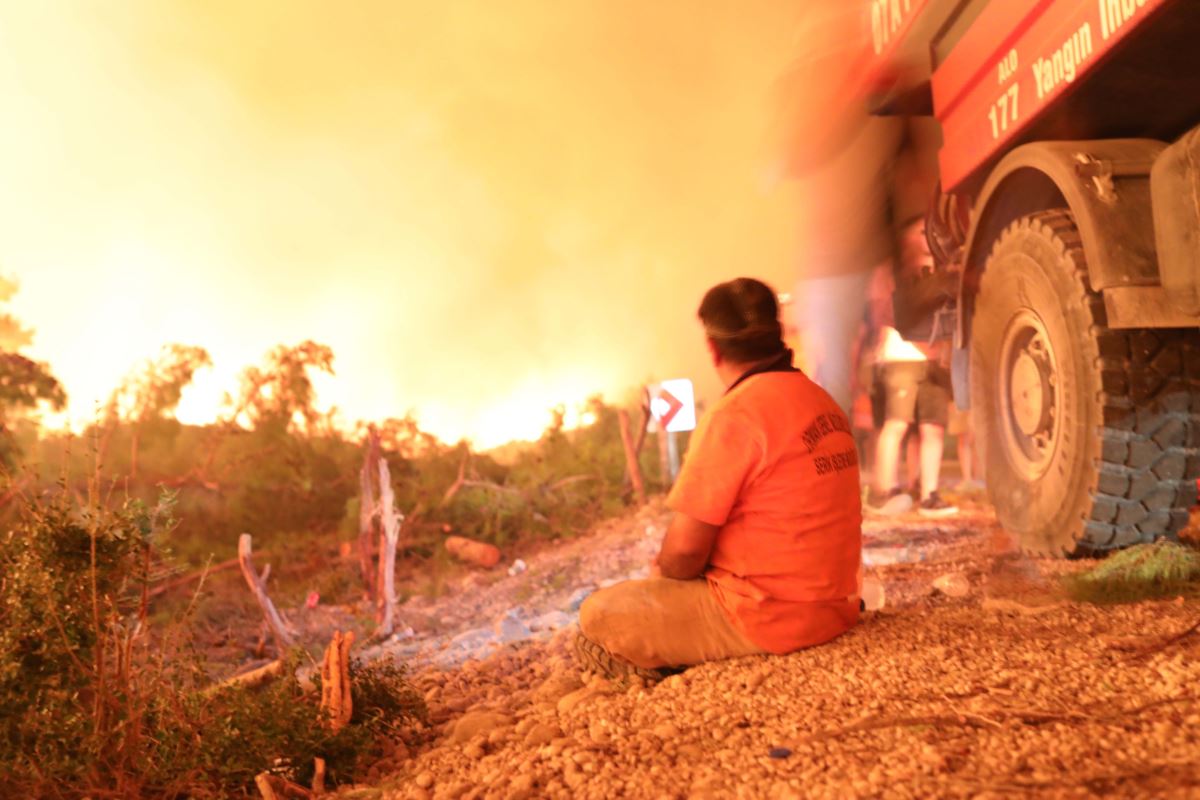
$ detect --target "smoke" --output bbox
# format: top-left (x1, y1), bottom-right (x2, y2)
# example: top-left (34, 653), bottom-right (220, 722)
top-left (0, 1), bottom-right (805, 445)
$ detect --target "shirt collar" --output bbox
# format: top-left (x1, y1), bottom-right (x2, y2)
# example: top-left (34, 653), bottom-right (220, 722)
top-left (726, 349), bottom-right (799, 394)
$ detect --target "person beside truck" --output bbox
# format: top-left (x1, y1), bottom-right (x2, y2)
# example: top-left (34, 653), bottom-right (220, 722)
top-left (574, 278), bottom-right (862, 680)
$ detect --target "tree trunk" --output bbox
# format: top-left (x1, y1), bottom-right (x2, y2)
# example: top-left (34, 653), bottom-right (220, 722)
top-left (618, 410), bottom-right (646, 505)
top-left (319, 630), bottom-right (354, 731)
top-left (129, 425), bottom-right (140, 480)
top-left (358, 428), bottom-right (381, 601)
top-left (374, 458), bottom-right (404, 636)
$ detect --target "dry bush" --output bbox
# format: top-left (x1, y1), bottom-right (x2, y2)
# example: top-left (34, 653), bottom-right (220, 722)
top-left (0, 487), bottom-right (423, 798)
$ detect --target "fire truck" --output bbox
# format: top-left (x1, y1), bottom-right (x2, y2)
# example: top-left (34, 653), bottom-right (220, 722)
top-left (862, 0), bottom-right (1200, 555)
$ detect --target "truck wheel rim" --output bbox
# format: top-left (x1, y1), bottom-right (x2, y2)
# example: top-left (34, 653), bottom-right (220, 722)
top-left (998, 309), bottom-right (1060, 480)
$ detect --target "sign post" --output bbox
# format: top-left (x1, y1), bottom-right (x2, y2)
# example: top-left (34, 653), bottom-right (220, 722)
top-left (649, 379), bottom-right (697, 485)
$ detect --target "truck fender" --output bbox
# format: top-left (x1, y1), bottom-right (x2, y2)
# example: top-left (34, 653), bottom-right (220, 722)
top-left (1151, 125), bottom-right (1200, 316)
top-left (952, 139), bottom-right (1165, 407)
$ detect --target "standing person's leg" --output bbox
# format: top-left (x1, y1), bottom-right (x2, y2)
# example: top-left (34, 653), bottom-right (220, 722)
top-left (576, 578), bottom-right (763, 677)
top-left (918, 422), bottom-right (946, 500)
top-left (870, 362), bottom-right (921, 514)
top-left (793, 270), bottom-right (873, 412)
top-left (904, 426), bottom-right (921, 495)
top-left (916, 363), bottom-right (958, 517)
top-left (955, 419), bottom-right (985, 491)
top-left (874, 419), bottom-right (909, 497)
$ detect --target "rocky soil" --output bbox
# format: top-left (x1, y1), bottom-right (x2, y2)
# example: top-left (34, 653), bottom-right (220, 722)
top-left (335, 496), bottom-right (1200, 799)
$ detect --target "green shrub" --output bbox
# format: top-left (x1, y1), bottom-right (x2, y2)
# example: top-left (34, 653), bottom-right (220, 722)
top-left (0, 487), bottom-right (424, 798)
top-left (1064, 540), bottom-right (1200, 603)
top-left (154, 653), bottom-right (426, 794)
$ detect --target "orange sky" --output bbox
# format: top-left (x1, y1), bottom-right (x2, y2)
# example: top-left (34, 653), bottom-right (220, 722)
top-left (0, 1), bottom-right (806, 447)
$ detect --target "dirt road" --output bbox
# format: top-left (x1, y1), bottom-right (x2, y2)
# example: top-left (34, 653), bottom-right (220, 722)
top-left (352, 496), bottom-right (1200, 799)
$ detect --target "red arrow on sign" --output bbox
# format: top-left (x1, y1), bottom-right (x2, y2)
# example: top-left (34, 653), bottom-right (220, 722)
top-left (657, 388), bottom-right (684, 430)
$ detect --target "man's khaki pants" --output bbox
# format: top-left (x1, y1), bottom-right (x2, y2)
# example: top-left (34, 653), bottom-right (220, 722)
top-left (579, 577), bottom-right (763, 670)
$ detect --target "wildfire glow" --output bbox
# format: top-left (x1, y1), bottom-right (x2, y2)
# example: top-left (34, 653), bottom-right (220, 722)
top-left (0, 2), bottom-right (812, 447)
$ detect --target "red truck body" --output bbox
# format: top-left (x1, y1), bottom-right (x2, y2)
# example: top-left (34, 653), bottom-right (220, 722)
top-left (934, 0), bottom-right (1173, 189)
top-left (845, 0), bottom-right (1200, 555)
top-left (862, 0), bottom-right (1193, 187)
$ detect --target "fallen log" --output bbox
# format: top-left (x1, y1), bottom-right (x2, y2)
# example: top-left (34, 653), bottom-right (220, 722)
top-left (445, 535), bottom-right (501, 568)
top-left (206, 658), bottom-right (286, 696)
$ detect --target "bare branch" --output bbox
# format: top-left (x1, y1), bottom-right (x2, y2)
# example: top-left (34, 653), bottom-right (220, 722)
top-left (237, 534), bottom-right (294, 652)
top-left (439, 449), bottom-right (470, 507)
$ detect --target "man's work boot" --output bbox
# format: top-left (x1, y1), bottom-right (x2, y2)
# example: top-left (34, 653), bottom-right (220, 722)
top-left (572, 631), bottom-right (669, 684)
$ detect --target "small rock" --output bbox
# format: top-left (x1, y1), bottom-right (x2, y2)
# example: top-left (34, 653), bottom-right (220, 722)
top-left (463, 742), bottom-right (485, 760)
top-left (524, 723), bottom-right (561, 747)
top-left (415, 771), bottom-right (435, 789)
top-left (932, 573), bottom-right (970, 598)
top-left (563, 768), bottom-right (587, 790)
top-left (659, 673), bottom-right (687, 691)
top-left (768, 747), bottom-right (793, 759)
top-left (535, 671), bottom-right (583, 702)
top-left (557, 687), bottom-right (594, 714)
top-left (587, 721), bottom-right (609, 744)
top-left (494, 610), bottom-right (532, 643)
top-left (508, 558), bottom-right (528, 576)
top-left (652, 722), bottom-right (679, 739)
top-left (508, 774), bottom-right (536, 800)
top-left (450, 711), bottom-right (512, 744)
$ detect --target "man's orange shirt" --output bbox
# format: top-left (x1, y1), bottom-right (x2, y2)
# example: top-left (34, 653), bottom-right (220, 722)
top-left (667, 371), bottom-right (862, 654)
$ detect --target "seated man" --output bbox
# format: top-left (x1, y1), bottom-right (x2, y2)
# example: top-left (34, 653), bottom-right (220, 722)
top-left (575, 277), bottom-right (863, 680)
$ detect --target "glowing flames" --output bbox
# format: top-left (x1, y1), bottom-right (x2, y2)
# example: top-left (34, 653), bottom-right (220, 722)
top-left (877, 327), bottom-right (928, 363)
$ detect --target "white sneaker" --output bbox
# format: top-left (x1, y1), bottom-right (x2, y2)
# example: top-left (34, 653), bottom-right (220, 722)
top-left (870, 489), bottom-right (913, 516)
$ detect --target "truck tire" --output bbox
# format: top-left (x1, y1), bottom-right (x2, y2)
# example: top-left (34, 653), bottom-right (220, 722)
top-left (970, 210), bottom-right (1200, 556)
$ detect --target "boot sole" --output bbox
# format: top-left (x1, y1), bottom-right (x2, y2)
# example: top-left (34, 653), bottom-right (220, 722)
top-left (572, 631), bottom-right (667, 684)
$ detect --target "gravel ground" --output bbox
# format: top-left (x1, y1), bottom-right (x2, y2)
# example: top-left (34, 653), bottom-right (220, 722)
top-left (339, 496), bottom-right (1200, 799)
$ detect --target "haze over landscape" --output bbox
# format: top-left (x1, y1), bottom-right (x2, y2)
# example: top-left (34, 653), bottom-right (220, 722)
top-left (0, 0), bottom-right (806, 446)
